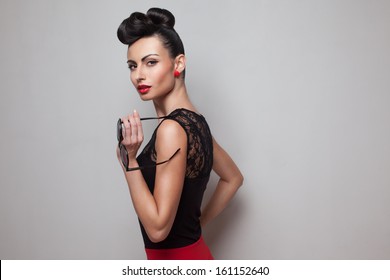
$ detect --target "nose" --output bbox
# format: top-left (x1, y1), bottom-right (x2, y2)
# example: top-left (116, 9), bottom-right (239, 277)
top-left (135, 66), bottom-right (145, 83)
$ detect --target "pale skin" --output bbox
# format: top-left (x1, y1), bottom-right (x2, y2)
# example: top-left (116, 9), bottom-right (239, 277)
top-left (117, 35), bottom-right (243, 243)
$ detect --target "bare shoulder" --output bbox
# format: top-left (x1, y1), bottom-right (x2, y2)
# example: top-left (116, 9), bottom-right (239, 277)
top-left (156, 119), bottom-right (187, 144)
top-left (157, 119), bottom-right (185, 137)
top-left (155, 119), bottom-right (187, 156)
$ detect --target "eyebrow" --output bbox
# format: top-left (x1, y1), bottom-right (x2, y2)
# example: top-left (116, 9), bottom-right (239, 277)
top-left (127, 54), bottom-right (159, 64)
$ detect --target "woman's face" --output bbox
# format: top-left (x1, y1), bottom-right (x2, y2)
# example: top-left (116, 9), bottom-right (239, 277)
top-left (127, 35), bottom-right (176, 101)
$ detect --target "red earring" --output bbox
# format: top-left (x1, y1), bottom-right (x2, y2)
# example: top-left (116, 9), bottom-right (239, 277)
top-left (174, 70), bottom-right (180, 78)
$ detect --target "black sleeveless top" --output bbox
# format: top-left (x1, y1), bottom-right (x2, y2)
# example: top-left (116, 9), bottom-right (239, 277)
top-left (137, 108), bottom-right (213, 249)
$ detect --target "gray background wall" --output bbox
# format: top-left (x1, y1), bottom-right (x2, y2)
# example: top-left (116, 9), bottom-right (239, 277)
top-left (1, 0), bottom-right (389, 259)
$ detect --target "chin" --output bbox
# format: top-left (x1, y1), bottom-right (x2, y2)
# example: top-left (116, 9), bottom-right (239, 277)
top-left (139, 94), bottom-right (153, 101)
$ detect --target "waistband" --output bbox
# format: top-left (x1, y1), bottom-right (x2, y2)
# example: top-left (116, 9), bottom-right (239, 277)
top-left (145, 236), bottom-right (214, 260)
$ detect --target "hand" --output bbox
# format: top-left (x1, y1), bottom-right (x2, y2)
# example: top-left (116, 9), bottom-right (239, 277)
top-left (120, 110), bottom-right (144, 161)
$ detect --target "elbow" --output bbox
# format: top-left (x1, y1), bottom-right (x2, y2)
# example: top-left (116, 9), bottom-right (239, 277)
top-left (236, 172), bottom-right (244, 189)
top-left (239, 173), bottom-right (244, 187)
top-left (222, 171), bottom-right (244, 192)
top-left (146, 227), bottom-right (170, 243)
top-left (141, 215), bottom-right (174, 243)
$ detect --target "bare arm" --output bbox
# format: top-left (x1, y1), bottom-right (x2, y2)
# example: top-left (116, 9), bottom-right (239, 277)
top-left (118, 111), bottom-right (187, 242)
top-left (200, 138), bottom-right (244, 227)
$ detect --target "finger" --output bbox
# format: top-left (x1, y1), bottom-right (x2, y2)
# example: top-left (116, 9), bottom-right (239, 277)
top-left (122, 116), bottom-right (131, 141)
top-left (129, 113), bottom-right (138, 144)
top-left (133, 110), bottom-right (144, 143)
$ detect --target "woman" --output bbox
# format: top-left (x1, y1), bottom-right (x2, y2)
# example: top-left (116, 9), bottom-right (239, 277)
top-left (116, 7), bottom-right (243, 260)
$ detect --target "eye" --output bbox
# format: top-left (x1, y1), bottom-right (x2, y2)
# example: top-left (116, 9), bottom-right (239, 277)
top-left (147, 60), bottom-right (158, 66)
top-left (128, 64), bottom-right (137, 71)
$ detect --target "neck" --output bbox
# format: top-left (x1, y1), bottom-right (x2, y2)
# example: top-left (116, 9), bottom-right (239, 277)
top-left (153, 83), bottom-right (196, 117)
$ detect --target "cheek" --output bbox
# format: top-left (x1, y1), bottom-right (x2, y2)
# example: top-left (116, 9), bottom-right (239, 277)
top-left (130, 72), bottom-right (137, 86)
top-left (154, 66), bottom-right (174, 85)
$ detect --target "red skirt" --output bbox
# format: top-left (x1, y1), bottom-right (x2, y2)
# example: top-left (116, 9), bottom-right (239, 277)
top-left (145, 236), bottom-right (214, 260)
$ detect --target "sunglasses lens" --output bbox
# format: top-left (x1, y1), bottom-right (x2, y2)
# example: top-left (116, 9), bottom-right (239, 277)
top-left (120, 145), bottom-right (128, 168)
top-left (117, 119), bottom-right (123, 142)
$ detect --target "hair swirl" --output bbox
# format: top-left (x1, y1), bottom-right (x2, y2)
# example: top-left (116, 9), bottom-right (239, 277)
top-left (117, 8), bottom-right (185, 60)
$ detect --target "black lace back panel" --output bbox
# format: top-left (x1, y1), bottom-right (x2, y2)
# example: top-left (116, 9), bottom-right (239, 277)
top-left (137, 108), bottom-right (214, 249)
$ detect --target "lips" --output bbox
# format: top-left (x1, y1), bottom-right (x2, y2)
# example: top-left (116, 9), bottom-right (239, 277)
top-left (137, 85), bottom-right (151, 94)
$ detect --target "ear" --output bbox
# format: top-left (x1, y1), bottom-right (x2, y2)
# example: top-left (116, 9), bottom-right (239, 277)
top-left (174, 54), bottom-right (186, 72)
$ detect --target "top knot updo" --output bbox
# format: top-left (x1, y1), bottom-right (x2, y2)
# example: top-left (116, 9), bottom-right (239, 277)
top-left (147, 7), bottom-right (175, 29)
top-left (117, 7), bottom-right (185, 59)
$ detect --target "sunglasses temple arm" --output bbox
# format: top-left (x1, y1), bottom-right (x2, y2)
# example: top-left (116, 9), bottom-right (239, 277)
top-left (140, 116), bottom-right (168, 121)
top-left (125, 148), bottom-right (181, 172)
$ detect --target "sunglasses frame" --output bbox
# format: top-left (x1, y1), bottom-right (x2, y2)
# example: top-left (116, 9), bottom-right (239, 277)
top-left (117, 117), bottom-right (180, 172)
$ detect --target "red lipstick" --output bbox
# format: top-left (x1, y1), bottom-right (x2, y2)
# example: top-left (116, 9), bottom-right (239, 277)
top-left (137, 84), bottom-right (151, 94)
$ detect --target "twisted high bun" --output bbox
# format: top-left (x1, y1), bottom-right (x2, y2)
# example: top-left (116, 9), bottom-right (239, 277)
top-left (117, 8), bottom-right (185, 59)
top-left (147, 8), bottom-right (175, 29)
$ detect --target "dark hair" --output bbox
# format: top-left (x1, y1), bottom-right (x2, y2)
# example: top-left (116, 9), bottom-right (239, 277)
top-left (117, 8), bottom-right (185, 59)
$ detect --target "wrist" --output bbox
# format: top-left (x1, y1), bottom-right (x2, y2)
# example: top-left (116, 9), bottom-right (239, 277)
top-left (126, 157), bottom-right (139, 169)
